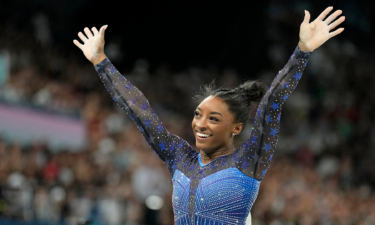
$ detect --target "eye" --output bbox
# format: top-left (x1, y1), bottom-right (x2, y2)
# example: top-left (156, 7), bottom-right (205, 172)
top-left (210, 116), bottom-right (219, 121)
top-left (194, 111), bottom-right (200, 116)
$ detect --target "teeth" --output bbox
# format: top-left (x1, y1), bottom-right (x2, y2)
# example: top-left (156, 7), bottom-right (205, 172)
top-left (197, 132), bottom-right (210, 138)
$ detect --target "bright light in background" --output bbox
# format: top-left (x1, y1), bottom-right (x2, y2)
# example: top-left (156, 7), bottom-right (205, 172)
top-left (50, 186), bottom-right (66, 202)
top-left (145, 195), bottom-right (164, 210)
top-left (7, 172), bottom-right (25, 188)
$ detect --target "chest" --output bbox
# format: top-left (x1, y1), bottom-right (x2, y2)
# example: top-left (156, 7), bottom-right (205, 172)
top-left (171, 168), bottom-right (260, 225)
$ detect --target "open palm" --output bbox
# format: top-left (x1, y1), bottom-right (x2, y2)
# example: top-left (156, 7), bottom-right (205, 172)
top-left (299, 7), bottom-right (345, 52)
top-left (73, 25), bottom-right (108, 65)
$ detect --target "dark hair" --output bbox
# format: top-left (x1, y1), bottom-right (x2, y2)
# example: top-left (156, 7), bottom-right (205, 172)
top-left (193, 80), bottom-right (268, 126)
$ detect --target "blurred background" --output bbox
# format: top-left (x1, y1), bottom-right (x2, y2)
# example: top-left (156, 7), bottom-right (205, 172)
top-left (0, 0), bottom-right (374, 224)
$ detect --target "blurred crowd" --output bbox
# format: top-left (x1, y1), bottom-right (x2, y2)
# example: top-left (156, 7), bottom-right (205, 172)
top-left (1, 1), bottom-right (375, 225)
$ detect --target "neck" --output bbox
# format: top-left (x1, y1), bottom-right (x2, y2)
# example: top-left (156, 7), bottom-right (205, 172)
top-left (200, 145), bottom-right (235, 165)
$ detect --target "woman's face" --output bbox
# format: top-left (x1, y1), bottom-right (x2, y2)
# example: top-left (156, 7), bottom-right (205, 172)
top-left (192, 95), bottom-right (242, 154)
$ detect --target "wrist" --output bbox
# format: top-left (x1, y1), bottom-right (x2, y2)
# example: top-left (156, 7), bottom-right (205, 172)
top-left (91, 53), bottom-right (107, 66)
top-left (298, 41), bottom-right (312, 52)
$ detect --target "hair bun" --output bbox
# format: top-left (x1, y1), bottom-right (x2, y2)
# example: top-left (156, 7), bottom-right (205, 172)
top-left (238, 80), bottom-right (268, 105)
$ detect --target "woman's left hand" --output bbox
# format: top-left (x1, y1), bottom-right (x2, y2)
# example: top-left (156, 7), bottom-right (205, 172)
top-left (299, 7), bottom-right (345, 52)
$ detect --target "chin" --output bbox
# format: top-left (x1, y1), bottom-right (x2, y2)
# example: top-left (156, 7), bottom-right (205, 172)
top-left (196, 142), bottom-right (214, 154)
top-left (196, 141), bottom-right (206, 150)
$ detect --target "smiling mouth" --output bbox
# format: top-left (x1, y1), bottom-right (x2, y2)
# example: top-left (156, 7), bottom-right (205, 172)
top-left (196, 132), bottom-right (212, 139)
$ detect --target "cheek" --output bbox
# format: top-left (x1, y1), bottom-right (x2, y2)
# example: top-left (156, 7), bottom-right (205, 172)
top-left (219, 124), bottom-right (233, 138)
top-left (211, 124), bottom-right (229, 136)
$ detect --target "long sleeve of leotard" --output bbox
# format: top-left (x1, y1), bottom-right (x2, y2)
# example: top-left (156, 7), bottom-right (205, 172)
top-left (234, 45), bottom-right (311, 180)
top-left (94, 58), bottom-right (197, 175)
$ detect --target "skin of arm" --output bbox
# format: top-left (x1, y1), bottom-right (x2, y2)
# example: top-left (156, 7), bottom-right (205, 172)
top-left (92, 53), bottom-right (107, 66)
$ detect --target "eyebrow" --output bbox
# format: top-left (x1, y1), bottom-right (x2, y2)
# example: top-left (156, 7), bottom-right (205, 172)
top-left (196, 107), bottom-right (223, 118)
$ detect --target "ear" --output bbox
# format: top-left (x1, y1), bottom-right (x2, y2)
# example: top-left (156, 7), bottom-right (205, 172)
top-left (232, 122), bottom-right (244, 135)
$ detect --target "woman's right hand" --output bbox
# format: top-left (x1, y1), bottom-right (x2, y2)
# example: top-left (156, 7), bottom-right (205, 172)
top-left (73, 25), bottom-right (108, 65)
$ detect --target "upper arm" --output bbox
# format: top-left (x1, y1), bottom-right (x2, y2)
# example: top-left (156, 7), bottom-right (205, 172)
top-left (235, 46), bottom-right (311, 180)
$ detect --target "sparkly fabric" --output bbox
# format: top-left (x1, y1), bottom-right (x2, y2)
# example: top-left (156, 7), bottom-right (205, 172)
top-left (193, 168), bottom-right (260, 224)
top-left (94, 45), bottom-right (310, 224)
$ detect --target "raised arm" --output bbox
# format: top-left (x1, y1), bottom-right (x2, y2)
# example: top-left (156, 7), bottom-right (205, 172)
top-left (236, 7), bottom-right (345, 180)
top-left (73, 26), bottom-right (196, 175)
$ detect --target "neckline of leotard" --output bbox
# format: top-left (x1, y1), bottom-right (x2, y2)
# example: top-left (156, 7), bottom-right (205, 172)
top-left (198, 153), bottom-right (211, 167)
top-left (198, 147), bottom-right (240, 167)
top-left (197, 153), bottom-right (229, 167)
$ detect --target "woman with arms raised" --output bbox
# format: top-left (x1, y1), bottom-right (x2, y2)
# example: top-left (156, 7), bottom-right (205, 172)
top-left (74, 7), bottom-right (344, 225)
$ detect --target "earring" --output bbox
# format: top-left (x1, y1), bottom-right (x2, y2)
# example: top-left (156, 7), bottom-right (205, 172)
top-left (232, 133), bottom-right (235, 136)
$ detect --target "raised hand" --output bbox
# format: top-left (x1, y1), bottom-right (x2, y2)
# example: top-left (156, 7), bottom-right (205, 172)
top-left (73, 25), bottom-right (108, 65)
top-left (299, 7), bottom-right (345, 52)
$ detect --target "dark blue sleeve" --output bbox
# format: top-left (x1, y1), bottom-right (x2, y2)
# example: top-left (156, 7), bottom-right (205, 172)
top-left (234, 45), bottom-right (311, 180)
top-left (94, 58), bottom-right (197, 175)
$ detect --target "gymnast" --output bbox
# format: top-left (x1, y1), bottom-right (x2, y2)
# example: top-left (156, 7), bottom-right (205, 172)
top-left (73, 6), bottom-right (345, 224)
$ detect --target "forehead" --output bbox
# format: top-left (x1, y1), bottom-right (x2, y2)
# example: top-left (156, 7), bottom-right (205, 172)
top-left (197, 96), bottom-right (229, 113)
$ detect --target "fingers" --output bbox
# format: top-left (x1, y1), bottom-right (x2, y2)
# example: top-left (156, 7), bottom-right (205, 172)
top-left (303, 10), bottom-right (311, 24)
top-left (73, 40), bottom-right (83, 49)
top-left (91, 27), bottom-right (99, 35)
top-left (316, 6), bottom-right (333, 21)
top-left (99, 25), bottom-right (108, 37)
top-left (325, 10), bottom-right (342, 25)
top-left (76, 25), bottom-right (106, 45)
top-left (328, 16), bottom-right (345, 31)
top-left (84, 27), bottom-right (93, 38)
top-left (329, 27), bottom-right (344, 38)
top-left (78, 32), bottom-right (88, 43)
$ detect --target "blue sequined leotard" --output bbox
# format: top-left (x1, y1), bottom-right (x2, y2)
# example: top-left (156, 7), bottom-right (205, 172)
top-left (94, 46), bottom-right (310, 224)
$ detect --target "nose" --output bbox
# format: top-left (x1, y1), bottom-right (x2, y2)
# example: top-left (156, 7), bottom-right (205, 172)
top-left (195, 120), bottom-right (207, 130)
